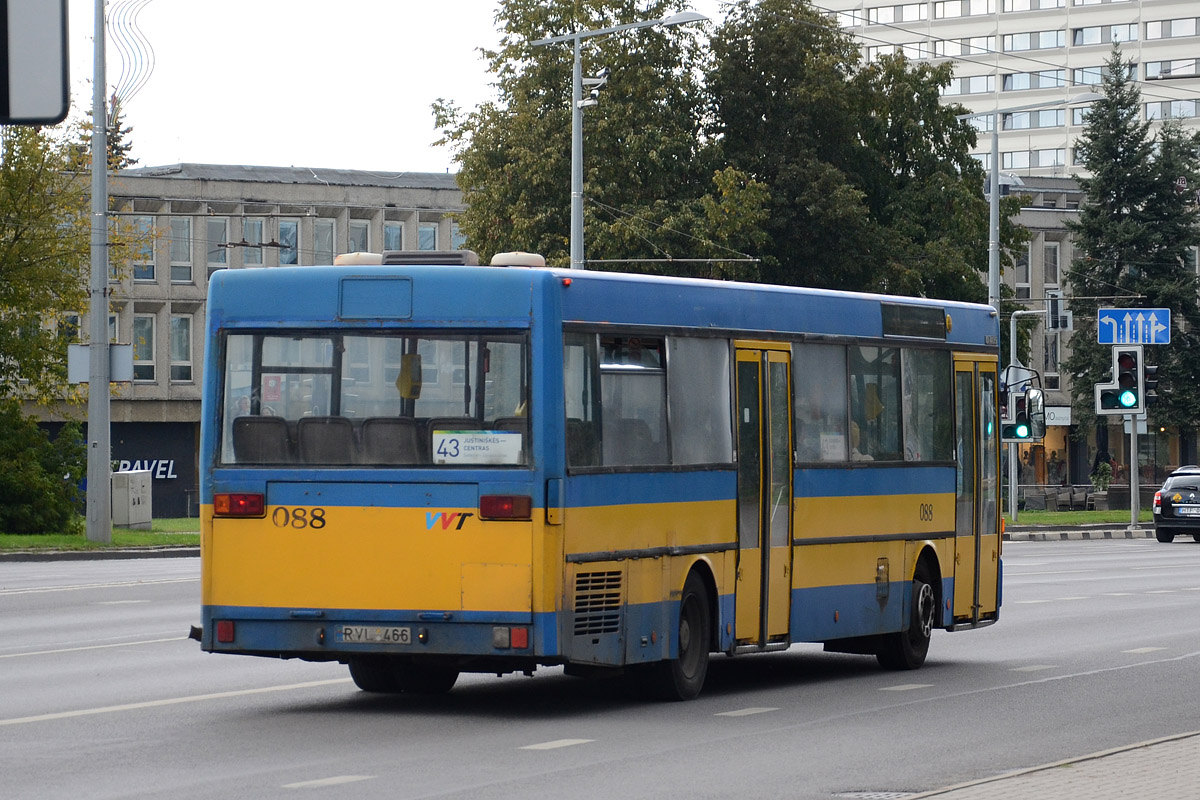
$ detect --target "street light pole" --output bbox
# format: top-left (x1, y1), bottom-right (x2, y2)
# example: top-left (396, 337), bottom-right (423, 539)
top-left (532, 11), bottom-right (707, 270)
top-left (86, 0), bottom-right (111, 544)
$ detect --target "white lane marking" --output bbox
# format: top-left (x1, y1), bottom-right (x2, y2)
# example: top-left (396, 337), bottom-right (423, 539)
top-left (1004, 570), bottom-right (1093, 576)
top-left (879, 684), bottom-right (932, 692)
top-left (1145, 590), bottom-right (1176, 594)
top-left (1058, 596), bottom-right (1089, 601)
top-left (1010, 665), bottom-right (1057, 672)
top-left (1123, 647), bottom-right (1167, 654)
top-left (520, 739), bottom-right (593, 750)
top-left (0, 636), bottom-right (188, 659)
top-left (1103, 593), bottom-right (1134, 596)
top-left (283, 776), bottom-right (374, 789)
top-left (0, 578), bottom-right (198, 596)
top-left (0, 678), bottom-right (352, 726)
top-left (715, 707), bottom-right (779, 717)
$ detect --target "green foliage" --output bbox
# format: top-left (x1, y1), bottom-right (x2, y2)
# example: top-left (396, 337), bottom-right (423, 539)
top-left (0, 399), bottom-right (85, 534)
top-left (0, 125), bottom-right (91, 402)
top-left (1065, 48), bottom-right (1200, 432)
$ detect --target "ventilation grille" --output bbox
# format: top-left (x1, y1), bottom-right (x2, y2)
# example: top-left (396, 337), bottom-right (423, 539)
top-left (573, 570), bottom-right (623, 635)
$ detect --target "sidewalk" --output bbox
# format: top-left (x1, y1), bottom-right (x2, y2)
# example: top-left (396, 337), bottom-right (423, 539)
top-left (909, 731), bottom-right (1200, 799)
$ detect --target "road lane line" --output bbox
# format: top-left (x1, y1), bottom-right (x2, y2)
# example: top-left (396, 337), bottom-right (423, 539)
top-left (0, 578), bottom-right (198, 596)
top-left (283, 776), bottom-right (374, 789)
top-left (0, 636), bottom-right (189, 659)
top-left (716, 707), bottom-right (779, 717)
top-left (520, 739), bottom-right (593, 750)
top-left (879, 684), bottom-right (931, 692)
top-left (0, 678), bottom-right (353, 727)
top-left (1123, 647), bottom-right (1167, 654)
top-left (1010, 665), bottom-right (1057, 672)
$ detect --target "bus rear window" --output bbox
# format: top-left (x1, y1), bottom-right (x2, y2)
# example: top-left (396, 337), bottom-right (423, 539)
top-left (220, 331), bottom-right (529, 467)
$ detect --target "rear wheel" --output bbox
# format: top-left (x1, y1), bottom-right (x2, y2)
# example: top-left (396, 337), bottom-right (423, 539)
top-left (1156, 528), bottom-right (1176, 543)
top-left (348, 657), bottom-right (402, 693)
top-left (347, 658), bottom-right (459, 694)
top-left (651, 572), bottom-right (711, 701)
top-left (1192, 533), bottom-right (1200, 544)
top-left (877, 564), bottom-right (936, 671)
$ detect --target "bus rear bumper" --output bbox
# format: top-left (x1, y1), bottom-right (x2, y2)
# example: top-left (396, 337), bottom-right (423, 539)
top-left (199, 605), bottom-right (559, 666)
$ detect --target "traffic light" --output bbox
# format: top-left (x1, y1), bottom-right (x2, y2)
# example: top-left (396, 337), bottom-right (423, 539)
top-left (1095, 345), bottom-right (1144, 415)
top-left (1001, 391), bottom-right (1033, 441)
top-left (1143, 362), bottom-right (1159, 407)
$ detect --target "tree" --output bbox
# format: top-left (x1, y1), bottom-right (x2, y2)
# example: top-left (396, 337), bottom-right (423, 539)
top-left (0, 126), bottom-right (91, 402)
top-left (707, 0), bottom-right (1008, 301)
top-left (434, 0), bottom-right (767, 275)
top-left (1064, 48), bottom-right (1200, 433)
top-left (73, 94), bottom-right (139, 171)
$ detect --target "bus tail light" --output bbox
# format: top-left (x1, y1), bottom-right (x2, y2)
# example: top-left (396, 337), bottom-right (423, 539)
top-left (492, 626), bottom-right (529, 649)
top-left (214, 493), bottom-right (265, 517)
top-left (479, 495), bottom-right (532, 520)
top-left (216, 620), bottom-right (235, 643)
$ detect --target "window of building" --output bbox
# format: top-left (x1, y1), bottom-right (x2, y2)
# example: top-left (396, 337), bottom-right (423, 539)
top-left (934, 0), bottom-right (995, 19)
top-left (207, 217), bottom-right (228, 270)
top-left (279, 219), bottom-right (299, 265)
top-left (1146, 59), bottom-right (1199, 80)
top-left (170, 217), bottom-right (192, 282)
top-left (1044, 242), bottom-right (1060, 287)
top-left (133, 314), bottom-right (155, 382)
top-left (935, 36), bottom-right (995, 57)
top-left (170, 314), bottom-right (192, 382)
top-left (314, 218), bottom-right (334, 264)
top-left (349, 220), bottom-right (369, 253)
top-left (867, 3), bottom-right (927, 24)
top-left (1003, 30), bottom-right (1065, 51)
top-left (1073, 0), bottom-right (1132, 5)
top-left (418, 222), bottom-right (438, 250)
top-left (1147, 18), bottom-right (1199, 40)
top-left (242, 218), bottom-right (264, 266)
top-left (451, 222), bottom-right (467, 250)
top-left (943, 74), bottom-right (995, 96)
top-left (1014, 245), bottom-right (1031, 299)
top-left (867, 42), bottom-right (931, 60)
top-left (1044, 332), bottom-right (1060, 390)
top-left (1073, 24), bottom-right (1137, 45)
top-left (384, 222), bottom-right (403, 251)
top-left (132, 215), bottom-right (155, 281)
top-left (1146, 100), bottom-right (1199, 120)
top-left (1002, 69), bottom-right (1065, 91)
top-left (1005, 0), bottom-right (1063, 9)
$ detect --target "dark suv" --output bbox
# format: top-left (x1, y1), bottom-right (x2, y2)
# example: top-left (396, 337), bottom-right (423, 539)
top-left (1153, 466), bottom-right (1200, 543)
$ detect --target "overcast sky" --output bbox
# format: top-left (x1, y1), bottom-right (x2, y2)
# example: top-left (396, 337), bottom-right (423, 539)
top-left (67, 0), bottom-right (722, 175)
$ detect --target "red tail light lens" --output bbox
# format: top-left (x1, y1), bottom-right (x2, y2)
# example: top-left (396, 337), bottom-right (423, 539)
top-left (213, 493), bottom-right (265, 517)
top-left (216, 620), bottom-right (235, 643)
top-left (479, 495), bottom-right (532, 520)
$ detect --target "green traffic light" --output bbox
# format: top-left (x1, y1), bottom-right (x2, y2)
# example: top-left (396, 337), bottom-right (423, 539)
top-left (1014, 423), bottom-right (1029, 438)
top-left (1119, 389), bottom-right (1137, 408)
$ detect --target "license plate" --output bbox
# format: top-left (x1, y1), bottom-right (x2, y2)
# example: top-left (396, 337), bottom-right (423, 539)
top-left (1176, 506), bottom-right (1200, 517)
top-left (337, 625), bottom-right (412, 644)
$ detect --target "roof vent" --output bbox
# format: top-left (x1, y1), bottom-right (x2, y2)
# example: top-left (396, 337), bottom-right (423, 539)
top-left (380, 250), bottom-right (480, 266)
top-left (490, 251), bottom-right (546, 268)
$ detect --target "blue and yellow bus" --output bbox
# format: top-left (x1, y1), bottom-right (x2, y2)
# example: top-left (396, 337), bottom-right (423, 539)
top-left (198, 250), bottom-right (1000, 700)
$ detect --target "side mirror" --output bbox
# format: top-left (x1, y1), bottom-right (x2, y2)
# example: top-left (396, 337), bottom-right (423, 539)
top-left (1026, 388), bottom-right (1046, 439)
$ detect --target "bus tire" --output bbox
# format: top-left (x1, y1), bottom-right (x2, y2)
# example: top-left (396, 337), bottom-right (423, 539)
top-left (348, 657), bottom-right (403, 693)
top-left (651, 571), bottom-right (711, 701)
top-left (876, 564), bottom-right (935, 671)
top-left (396, 663), bottom-right (459, 694)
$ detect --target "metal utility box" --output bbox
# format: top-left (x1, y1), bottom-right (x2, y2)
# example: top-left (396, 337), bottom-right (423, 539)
top-left (112, 470), bottom-right (152, 529)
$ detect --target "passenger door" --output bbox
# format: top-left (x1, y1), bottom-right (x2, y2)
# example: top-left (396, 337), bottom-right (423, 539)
top-left (734, 344), bottom-right (793, 646)
top-left (953, 357), bottom-right (1000, 622)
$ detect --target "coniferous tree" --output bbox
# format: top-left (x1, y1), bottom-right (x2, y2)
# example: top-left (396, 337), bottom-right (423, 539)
top-left (1065, 48), bottom-right (1200, 433)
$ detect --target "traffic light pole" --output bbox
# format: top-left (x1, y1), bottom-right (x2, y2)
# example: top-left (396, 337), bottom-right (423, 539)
top-left (1007, 310), bottom-right (1046, 524)
top-left (1128, 414), bottom-right (1143, 535)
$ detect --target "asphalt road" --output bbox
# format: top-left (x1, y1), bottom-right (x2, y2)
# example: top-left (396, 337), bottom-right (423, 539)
top-left (2, 538), bottom-right (1199, 800)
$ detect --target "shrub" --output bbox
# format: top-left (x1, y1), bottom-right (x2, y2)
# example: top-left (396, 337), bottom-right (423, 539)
top-left (0, 400), bottom-right (85, 534)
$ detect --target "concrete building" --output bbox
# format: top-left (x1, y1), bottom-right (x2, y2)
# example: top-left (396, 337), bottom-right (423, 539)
top-left (31, 164), bottom-right (464, 517)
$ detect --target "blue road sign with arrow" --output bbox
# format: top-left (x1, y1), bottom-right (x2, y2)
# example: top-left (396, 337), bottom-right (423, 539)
top-left (1097, 308), bottom-right (1171, 345)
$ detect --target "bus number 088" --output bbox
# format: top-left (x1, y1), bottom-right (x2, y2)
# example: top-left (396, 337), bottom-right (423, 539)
top-left (272, 507), bottom-right (327, 529)
top-left (918, 503), bottom-right (934, 522)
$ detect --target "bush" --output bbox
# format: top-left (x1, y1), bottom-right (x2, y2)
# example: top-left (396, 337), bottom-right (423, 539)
top-left (0, 400), bottom-right (85, 534)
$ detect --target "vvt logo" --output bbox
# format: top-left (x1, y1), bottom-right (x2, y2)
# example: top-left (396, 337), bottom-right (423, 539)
top-left (426, 511), bottom-right (475, 531)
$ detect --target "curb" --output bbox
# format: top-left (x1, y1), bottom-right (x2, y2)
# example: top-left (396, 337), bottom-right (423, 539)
top-left (1004, 527), bottom-right (1155, 542)
top-left (0, 546), bottom-right (200, 562)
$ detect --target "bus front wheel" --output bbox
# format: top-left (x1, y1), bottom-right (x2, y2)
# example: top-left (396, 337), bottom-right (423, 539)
top-left (651, 572), bottom-right (711, 701)
top-left (876, 564), bottom-right (935, 671)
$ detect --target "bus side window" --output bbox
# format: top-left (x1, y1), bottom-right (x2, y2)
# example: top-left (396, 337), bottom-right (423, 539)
top-left (567, 418), bottom-right (599, 467)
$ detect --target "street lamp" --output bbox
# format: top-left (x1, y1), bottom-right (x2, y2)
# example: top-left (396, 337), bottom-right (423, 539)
top-left (531, 11), bottom-right (707, 269)
top-left (957, 92), bottom-right (1102, 312)
top-left (958, 91), bottom-right (1101, 522)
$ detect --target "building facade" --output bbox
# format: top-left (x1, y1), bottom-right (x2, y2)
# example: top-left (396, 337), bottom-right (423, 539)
top-left (30, 164), bottom-right (464, 517)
